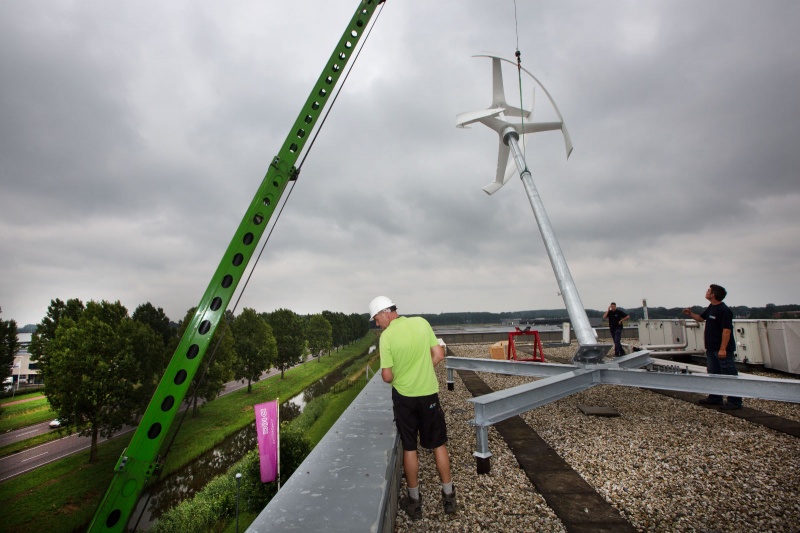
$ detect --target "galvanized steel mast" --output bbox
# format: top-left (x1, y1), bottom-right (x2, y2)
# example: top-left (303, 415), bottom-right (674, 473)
top-left (456, 55), bottom-right (611, 364)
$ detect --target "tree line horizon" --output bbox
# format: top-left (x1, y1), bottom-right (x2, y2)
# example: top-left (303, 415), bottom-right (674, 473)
top-left (1, 298), bottom-right (370, 462)
top-left (12, 302), bottom-right (800, 333)
top-left (414, 303), bottom-right (800, 326)
top-left (2, 298), bottom-right (797, 461)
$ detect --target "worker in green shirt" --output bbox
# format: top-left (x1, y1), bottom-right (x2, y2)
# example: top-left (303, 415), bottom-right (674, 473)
top-left (370, 295), bottom-right (456, 519)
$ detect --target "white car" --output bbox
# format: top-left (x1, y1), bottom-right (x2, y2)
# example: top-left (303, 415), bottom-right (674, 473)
top-left (49, 419), bottom-right (62, 429)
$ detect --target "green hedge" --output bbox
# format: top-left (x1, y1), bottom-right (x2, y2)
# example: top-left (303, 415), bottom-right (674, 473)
top-left (149, 357), bottom-right (377, 533)
top-left (151, 424), bottom-right (311, 533)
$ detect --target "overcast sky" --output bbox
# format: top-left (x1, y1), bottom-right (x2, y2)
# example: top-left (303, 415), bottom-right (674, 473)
top-left (2, 1), bottom-right (799, 327)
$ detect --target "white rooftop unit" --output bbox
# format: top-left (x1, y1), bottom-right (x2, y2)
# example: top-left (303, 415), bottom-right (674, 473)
top-left (638, 319), bottom-right (800, 375)
top-left (637, 319), bottom-right (702, 350)
top-left (762, 320), bottom-right (800, 375)
top-left (733, 320), bottom-right (767, 366)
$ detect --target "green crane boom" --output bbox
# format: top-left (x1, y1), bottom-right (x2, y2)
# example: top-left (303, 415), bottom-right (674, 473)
top-left (88, 2), bottom-right (385, 530)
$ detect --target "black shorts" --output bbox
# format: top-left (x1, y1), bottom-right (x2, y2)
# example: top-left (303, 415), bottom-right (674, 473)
top-left (392, 389), bottom-right (448, 451)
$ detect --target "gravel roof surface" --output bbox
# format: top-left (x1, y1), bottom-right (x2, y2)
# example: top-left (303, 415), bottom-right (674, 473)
top-left (393, 342), bottom-right (800, 532)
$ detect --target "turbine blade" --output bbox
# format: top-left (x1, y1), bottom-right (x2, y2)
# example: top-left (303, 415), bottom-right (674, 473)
top-left (529, 87), bottom-right (535, 120)
top-left (482, 140), bottom-right (512, 194)
top-left (503, 105), bottom-right (530, 118)
top-left (562, 123), bottom-right (574, 158)
top-left (482, 181), bottom-right (503, 195)
top-left (520, 121), bottom-right (563, 134)
top-left (493, 81), bottom-right (534, 119)
top-left (456, 107), bottom-right (504, 128)
top-left (503, 160), bottom-right (517, 183)
top-left (495, 141), bottom-right (510, 184)
top-left (491, 57), bottom-right (507, 108)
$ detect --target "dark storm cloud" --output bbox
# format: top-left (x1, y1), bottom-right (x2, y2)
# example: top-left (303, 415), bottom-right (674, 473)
top-left (2, 0), bottom-right (799, 326)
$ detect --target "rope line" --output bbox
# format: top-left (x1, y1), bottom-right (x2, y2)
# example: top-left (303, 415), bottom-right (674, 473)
top-left (513, 0), bottom-right (528, 170)
top-left (298, 2), bottom-right (385, 171)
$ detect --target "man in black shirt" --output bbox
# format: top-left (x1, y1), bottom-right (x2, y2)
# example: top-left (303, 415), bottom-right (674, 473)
top-left (603, 302), bottom-right (629, 356)
top-left (683, 284), bottom-right (742, 410)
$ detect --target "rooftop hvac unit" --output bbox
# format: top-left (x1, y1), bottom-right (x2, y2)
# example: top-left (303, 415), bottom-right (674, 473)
top-left (637, 319), bottom-right (691, 349)
top-left (667, 320), bottom-right (688, 346)
top-left (638, 320), bottom-right (667, 346)
top-left (636, 318), bottom-right (798, 374)
top-left (763, 320), bottom-right (800, 375)
top-left (684, 320), bottom-right (705, 351)
top-left (733, 320), bottom-right (766, 367)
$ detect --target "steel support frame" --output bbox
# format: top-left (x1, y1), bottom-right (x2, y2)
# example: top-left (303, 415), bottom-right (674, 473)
top-left (508, 329), bottom-right (545, 362)
top-left (446, 350), bottom-right (654, 386)
top-left (448, 351), bottom-right (800, 465)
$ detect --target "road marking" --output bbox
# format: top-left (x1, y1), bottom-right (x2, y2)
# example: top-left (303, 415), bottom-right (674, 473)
top-left (21, 451), bottom-right (49, 462)
top-left (0, 366), bottom-right (298, 481)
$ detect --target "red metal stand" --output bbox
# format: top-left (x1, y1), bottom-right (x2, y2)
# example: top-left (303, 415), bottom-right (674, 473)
top-left (507, 328), bottom-right (545, 362)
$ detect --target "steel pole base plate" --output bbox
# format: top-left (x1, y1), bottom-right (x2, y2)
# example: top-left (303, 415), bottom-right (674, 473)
top-left (572, 344), bottom-right (613, 364)
top-left (476, 456), bottom-right (491, 475)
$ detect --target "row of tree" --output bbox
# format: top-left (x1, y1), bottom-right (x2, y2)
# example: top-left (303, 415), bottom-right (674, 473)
top-left (9, 298), bottom-right (369, 462)
top-left (418, 303), bottom-right (800, 325)
top-left (1, 306), bottom-right (20, 387)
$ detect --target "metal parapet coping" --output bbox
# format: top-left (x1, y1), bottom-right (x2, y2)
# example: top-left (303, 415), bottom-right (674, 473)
top-left (247, 373), bottom-right (400, 533)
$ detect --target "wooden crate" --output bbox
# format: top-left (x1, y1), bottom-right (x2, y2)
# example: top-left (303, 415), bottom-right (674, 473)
top-left (489, 341), bottom-right (508, 360)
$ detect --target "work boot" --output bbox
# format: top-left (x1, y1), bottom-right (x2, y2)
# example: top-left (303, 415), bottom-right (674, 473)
top-left (442, 487), bottom-right (457, 515)
top-left (698, 398), bottom-right (722, 406)
top-left (400, 493), bottom-right (422, 520)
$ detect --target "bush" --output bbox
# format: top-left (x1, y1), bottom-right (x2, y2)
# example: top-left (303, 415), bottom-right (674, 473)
top-left (289, 395), bottom-right (329, 434)
top-left (151, 474), bottom-right (236, 533)
top-left (151, 423), bottom-right (311, 532)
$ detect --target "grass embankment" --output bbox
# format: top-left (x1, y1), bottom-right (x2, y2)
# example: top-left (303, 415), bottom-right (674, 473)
top-left (0, 332), bottom-right (378, 533)
top-left (0, 393), bottom-right (55, 433)
top-left (171, 349), bottom-right (382, 533)
top-left (0, 393), bottom-right (66, 458)
top-left (212, 389), bottom-right (368, 533)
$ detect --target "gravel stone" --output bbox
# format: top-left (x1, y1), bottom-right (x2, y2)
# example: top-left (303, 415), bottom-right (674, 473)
top-left (394, 342), bottom-right (800, 532)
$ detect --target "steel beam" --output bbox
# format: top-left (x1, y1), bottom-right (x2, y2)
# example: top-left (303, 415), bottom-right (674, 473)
top-left (468, 366), bottom-right (800, 431)
top-left (598, 368), bottom-right (800, 403)
top-left (469, 369), bottom-right (597, 427)
top-left (460, 356), bottom-right (800, 472)
top-left (446, 350), bottom-right (653, 380)
top-left (446, 356), bottom-right (577, 378)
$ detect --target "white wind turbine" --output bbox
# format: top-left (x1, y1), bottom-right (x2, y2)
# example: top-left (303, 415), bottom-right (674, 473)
top-left (457, 54), bottom-right (608, 362)
top-left (451, 59), bottom-right (800, 476)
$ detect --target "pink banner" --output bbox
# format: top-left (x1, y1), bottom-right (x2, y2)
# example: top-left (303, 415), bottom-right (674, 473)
top-left (254, 400), bottom-right (279, 483)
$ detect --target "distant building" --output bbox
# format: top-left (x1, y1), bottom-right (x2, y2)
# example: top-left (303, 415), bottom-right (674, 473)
top-left (10, 333), bottom-right (40, 386)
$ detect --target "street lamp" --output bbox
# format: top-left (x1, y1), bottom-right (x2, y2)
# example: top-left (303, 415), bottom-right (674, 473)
top-left (235, 472), bottom-right (242, 533)
top-left (11, 363), bottom-right (20, 399)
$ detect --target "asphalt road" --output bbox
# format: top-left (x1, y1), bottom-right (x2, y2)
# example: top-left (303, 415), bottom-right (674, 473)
top-left (0, 420), bottom-right (136, 483)
top-left (0, 363), bottom-right (298, 483)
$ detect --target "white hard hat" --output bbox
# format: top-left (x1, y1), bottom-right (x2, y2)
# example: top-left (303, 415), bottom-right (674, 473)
top-left (369, 296), bottom-right (395, 319)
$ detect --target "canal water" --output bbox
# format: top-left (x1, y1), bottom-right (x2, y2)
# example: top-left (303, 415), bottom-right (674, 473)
top-left (131, 363), bottom-right (354, 530)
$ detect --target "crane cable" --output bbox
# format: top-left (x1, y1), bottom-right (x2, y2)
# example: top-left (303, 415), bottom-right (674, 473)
top-left (513, 0), bottom-right (529, 170)
top-left (129, 4), bottom-right (387, 529)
